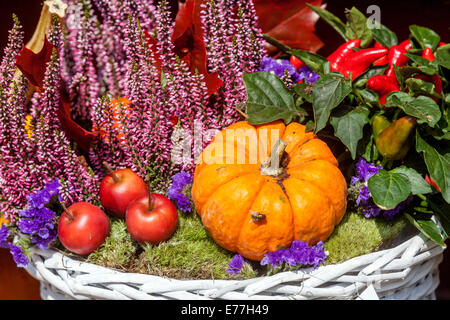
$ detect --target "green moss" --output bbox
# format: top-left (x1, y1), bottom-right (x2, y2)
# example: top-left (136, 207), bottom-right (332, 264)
top-left (324, 211), bottom-right (407, 265)
top-left (86, 217), bottom-right (138, 271)
top-left (85, 208), bottom-right (407, 279)
top-left (136, 213), bottom-right (258, 279)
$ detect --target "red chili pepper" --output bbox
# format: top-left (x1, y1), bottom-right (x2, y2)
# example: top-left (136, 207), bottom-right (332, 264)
top-left (373, 54), bottom-right (389, 66)
top-left (290, 55), bottom-right (305, 70)
top-left (422, 48), bottom-right (435, 61)
top-left (425, 174), bottom-right (441, 193)
top-left (439, 42), bottom-right (447, 47)
top-left (327, 39), bottom-right (361, 72)
top-left (398, 40), bottom-right (412, 51)
top-left (374, 42), bottom-right (386, 50)
top-left (385, 45), bottom-right (409, 78)
top-left (338, 48), bottom-right (388, 79)
top-left (366, 74), bottom-right (400, 105)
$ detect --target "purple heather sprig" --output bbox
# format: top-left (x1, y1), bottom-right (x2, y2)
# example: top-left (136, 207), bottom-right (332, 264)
top-left (227, 254), bottom-right (246, 275)
top-left (261, 240), bottom-right (327, 269)
top-left (167, 171), bottom-right (193, 213)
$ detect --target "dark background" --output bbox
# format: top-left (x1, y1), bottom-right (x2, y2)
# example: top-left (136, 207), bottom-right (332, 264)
top-left (0, 0), bottom-right (449, 299)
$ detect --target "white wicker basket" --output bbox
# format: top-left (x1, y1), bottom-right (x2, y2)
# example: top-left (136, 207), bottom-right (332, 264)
top-left (24, 233), bottom-right (445, 300)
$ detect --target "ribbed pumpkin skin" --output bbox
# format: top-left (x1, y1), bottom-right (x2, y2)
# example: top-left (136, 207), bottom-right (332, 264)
top-left (192, 121), bottom-right (347, 261)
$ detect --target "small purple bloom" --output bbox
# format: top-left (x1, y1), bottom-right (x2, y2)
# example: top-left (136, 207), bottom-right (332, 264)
top-left (383, 196), bottom-right (414, 220)
top-left (168, 171), bottom-right (193, 213)
top-left (0, 224), bottom-right (10, 249)
top-left (260, 57), bottom-right (319, 85)
top-left (261, 240), bottom-right (327, 269)
top-left (352, 158), bottom-right (383, 184)
top-left (227, 254), bottom-right (246, 274)
top-left (9, 244), bottom-right (29, 268)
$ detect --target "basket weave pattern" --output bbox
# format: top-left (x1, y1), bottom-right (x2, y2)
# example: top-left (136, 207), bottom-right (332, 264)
top-left (25, 234), bottom-right (444, 300)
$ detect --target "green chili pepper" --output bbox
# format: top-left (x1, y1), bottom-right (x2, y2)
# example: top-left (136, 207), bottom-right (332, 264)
top-left (375, 116), bottom-right (417, 160)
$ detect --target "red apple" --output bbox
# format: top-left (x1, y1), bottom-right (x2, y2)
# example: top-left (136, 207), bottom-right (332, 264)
top-left (100, 164), bottom-right (148, 218)
top-left (58, 202), bottom-right (110, 255)
top-left (125, 193), bottom-right (178, 244)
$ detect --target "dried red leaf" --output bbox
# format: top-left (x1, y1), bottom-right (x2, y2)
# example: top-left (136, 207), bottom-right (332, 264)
top-left (15, 36), bottom-right (54, 89)
top-left (16, 39), bottom-right (98, 152)
top-left (253, 0), bottom-right (324, 54)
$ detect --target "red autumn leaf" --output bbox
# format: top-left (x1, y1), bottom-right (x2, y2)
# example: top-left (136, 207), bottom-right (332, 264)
top-left (16, 38), bottom-right (98, 152)
top-left (15, 36), bottom-right (54, 89)
top-left (253, 0), bottom-right (324, 54)
top-left (172, 0), bottom-right (223, 96)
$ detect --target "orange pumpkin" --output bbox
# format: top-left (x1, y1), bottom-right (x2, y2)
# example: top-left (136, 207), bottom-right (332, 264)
top-left (192, 120), bottom-right (347, 261)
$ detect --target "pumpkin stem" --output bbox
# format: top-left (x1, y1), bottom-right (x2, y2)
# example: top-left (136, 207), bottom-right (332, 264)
top-left (260, 138), bottom-right (288, 177)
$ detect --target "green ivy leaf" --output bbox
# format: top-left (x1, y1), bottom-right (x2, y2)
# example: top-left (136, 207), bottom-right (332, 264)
top-left (244, 72), bottom-right (300, 125)
top-left (385, 92), bottom-right (441, 127)
top-left (371, 23), bottom-right (398, 49)
top-left (409, 25), bottom-right (440, 50)
top-left (391, 166), bottom-right (433, 195)
top-left (368, 169), bottom-right (411, 210)
top-left (312, 73), bottom-right (352, 133)
top-left (330, 105), bottom-right (370, 159)
top-left (288, 49), bottom-right (328, 74)
top-left (306, 4), bottom-right (349, 41)
top-left (405, 213), bottom-right (446, 246)
top-left (416, 133), bottom-right (450, 203)
top-left (344, 7), bottom-right (373, 48)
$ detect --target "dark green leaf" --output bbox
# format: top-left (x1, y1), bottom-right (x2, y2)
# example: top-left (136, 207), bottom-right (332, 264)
top-left (306, 4), bottom-right (349, 41)
top-left (293, 82), bottom-right (313, 103)
top-left (345, 7), bottom-right (373, 48)
top-left (405, 213), bottom-right (446, 246)
top-left (391, 166), bottom-right (433, 195)
top-left (416, 133), bottom-right (450, 203)
top-left (409, 25), bottom-right (440, 50)
top-left (244, 72), bottom-right (299, 125)
top-left (399, 66), bottom-right (436, 78)
top-left (371, 23), bottom-right (398, 48)
top-left (428, 194), bottom-right (450, 238)
top-left (312, 73), bottom-right (352, 133)
top-left (330, 105), bottom-right (370, 159)
top-left (288, 49), bottom-right (328, 74)
top-left (404, 53), bottom-right (439, 75)
top-left (435, 44), bottom-right (450, 69)
top-left (385, 92), bottom-right (441, 127)
top-left (368, 169), bottom-right (411, 210)
top-left (357, 88), bottom-right (380, 108)
top-left (405, 78), bottom-right (436, 97)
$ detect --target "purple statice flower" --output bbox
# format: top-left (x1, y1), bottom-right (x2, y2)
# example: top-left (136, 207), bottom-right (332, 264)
top-left (351, 158), bottom-right (383, 184)
top-left (0, 224), bottom-right (10, 249)
top-left (167, 171), bottom-right (193, 213)
top-left (17, 180), bottom-right (61, 250)
top-left (298, 66), bottom-right (320, 84)
top-left (227, 254), bottom-right (246, 274)
top-left (383, 196), bottom-right (414, 220)
top-left (9, 244), bottom-right (29, 268)
top-left (261, 240), bottom-right (327, 269)
top-left (260, 57), bottom-right (320, 85)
